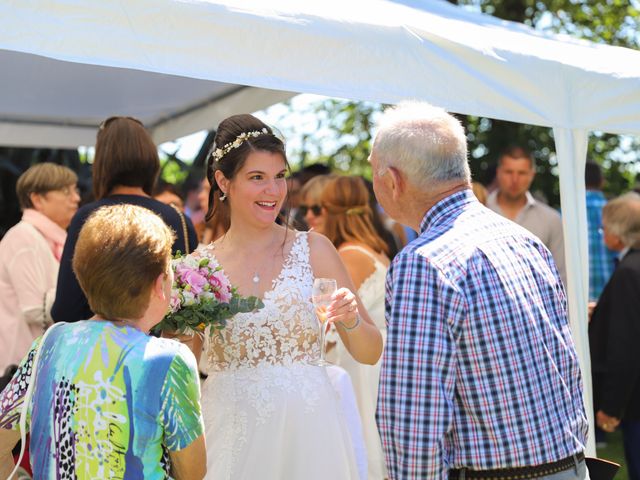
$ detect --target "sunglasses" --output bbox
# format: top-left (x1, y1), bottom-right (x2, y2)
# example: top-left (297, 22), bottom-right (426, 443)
top-left (99, 116), bottom-right (144, 131)
top-left (299, 204), bottom-right (322, 216)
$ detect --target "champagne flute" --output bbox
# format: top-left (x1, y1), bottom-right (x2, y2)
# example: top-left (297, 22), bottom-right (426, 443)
top-left (311, 278), bottom-right (337, 366)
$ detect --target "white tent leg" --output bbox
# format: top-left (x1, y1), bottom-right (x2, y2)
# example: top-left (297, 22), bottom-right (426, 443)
top-left (553, 127), bottom-right (595, 456)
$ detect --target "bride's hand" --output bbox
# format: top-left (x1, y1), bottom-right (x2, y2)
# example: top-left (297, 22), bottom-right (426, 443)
top-left (325, 288), bottom-right (360, 330)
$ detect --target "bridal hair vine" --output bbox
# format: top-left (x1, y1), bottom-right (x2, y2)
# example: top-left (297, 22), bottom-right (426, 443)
top-left (346, 206), bottom-right (366, 216)
top-left (211, 128), bottom-right (269, 162)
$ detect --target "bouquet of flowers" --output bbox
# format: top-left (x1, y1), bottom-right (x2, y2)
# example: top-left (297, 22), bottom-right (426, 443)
top-left (155, 248), bottom-right (263, 337)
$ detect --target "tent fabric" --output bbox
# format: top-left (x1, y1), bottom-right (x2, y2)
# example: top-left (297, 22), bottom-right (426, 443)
top-left (3, 0), bottom-right (640, 456)
top-left (0, 49), bottom-right (293, 148)
top-left (1, 0), bottom-right (639, 142)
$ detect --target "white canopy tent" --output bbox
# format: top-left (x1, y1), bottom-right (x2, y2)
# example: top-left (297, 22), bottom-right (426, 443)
top-left (3, 0), bottom-right (640, 455)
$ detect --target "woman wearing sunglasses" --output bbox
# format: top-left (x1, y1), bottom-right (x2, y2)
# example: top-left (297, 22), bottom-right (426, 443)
top-left (299, 174), bottom-right (334, 231)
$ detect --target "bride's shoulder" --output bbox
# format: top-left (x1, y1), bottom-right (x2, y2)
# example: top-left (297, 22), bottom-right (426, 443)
top-left (306, 231), bottom-right (340, 270)
top-left (306, 230), bottom-right (335, 252)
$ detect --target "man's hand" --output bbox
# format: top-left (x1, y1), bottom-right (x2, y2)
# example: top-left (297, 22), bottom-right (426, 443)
top-left (587, 301), bottom-right (597, 322)
top-left (596, 410), bottom-right (620, 433)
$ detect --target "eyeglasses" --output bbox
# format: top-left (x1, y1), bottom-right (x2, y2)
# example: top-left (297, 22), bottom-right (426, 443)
top-left (299, 204), bottom-right (322, 216)
top-left (99, 116), bottom-right (144, 131)
top-left (58, 185), bottom-right (81, 197)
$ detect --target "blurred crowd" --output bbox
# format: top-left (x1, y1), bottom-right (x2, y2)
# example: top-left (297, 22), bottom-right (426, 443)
top-left (0, 113), bottom-right (638, 478)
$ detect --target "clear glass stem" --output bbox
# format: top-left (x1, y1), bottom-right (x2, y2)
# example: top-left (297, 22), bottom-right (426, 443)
top-left (319, 323), bottom-right (327, 363)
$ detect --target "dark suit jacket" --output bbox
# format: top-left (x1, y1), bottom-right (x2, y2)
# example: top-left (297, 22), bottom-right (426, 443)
top-left (589, 248), bottom-right (640, 420)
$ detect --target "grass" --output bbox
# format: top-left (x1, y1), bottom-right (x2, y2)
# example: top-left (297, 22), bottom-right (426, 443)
top-left (597, 429), bottom-right (628, 480)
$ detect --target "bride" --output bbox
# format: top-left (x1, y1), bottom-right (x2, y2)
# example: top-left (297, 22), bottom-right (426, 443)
top-left (198, 114), bottom-right (383, 479)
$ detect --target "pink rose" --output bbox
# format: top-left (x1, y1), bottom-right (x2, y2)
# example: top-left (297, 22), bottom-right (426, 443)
top-left (177, 266), bottom-right (207, 296)
top-left (169, 294), bottom-right (181, 313)
top-left (210, 270), bottom-right (232, 303)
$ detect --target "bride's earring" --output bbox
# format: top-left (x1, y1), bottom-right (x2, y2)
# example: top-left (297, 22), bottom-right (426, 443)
top-left (220, 192), bottom-right (227, 202)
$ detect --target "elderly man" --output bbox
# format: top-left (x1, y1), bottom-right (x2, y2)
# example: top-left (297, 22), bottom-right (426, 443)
top-left (589, 192), bottom-right (640, 480)
top-left (371, 102), bottom-right (588, 479)
top-left (486, 147), bottom-right (567, 285)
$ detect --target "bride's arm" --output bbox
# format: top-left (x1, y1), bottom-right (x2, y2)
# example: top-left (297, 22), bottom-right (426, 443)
top-left (308, 232), bottom-right (383, 365)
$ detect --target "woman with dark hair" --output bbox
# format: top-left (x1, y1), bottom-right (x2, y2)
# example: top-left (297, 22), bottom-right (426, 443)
top-left (198, 114), bottom-right (382, 479)
top-left (51, 117), bottom-right (198, 323)
top-left (0, 204), bottom-right (205, 478)
top-left (320, 175), bottom-right (390, 480)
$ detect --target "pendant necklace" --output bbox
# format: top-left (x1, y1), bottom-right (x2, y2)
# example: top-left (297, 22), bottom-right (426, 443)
top-left (250, 241), bottom-right (280, 292)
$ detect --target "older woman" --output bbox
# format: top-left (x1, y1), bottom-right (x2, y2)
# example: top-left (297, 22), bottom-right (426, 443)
top-left (0, 204), bottom-right (206, 479)
top-left (52, 116), bottom-right (198, 323)
top-left (0, 163), bottom-right (79, 373)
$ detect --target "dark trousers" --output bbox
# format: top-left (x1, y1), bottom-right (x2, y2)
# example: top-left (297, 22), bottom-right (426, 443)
top-left (622, 420), bottom-right (640, 480)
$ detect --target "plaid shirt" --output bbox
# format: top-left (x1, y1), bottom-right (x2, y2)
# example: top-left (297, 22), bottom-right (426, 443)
top-left (376, 190), bottom-right (588, 479)
top-left (586, 190), bottom-right (617, 300)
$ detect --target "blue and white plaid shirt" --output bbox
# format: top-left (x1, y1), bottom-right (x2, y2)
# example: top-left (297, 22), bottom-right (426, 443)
top-left (376, 190), bottom-right (588, 479)
top-left (586, 190), bottom-right (617, 301)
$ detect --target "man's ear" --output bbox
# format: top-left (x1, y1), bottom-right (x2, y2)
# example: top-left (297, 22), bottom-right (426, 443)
top-left (214, 170), bottom-right (229, 196)
top-left (387, 166), bottom-right (404, 201)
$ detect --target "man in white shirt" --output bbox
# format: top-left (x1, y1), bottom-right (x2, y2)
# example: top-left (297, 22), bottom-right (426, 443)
top-left (486, 146), bottom-right (567, 285)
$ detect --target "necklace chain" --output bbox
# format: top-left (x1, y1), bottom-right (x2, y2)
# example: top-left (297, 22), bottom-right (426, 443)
top-left (216, 231), bottom-right (283, 291)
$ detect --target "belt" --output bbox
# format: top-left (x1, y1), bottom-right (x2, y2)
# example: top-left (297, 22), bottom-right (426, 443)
top-left (449, 452), bottom-right (585, 480)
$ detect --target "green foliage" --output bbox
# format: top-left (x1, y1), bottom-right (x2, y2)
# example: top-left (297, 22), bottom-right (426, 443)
top-left (279, 99), bottom-right (383, 178)
top-left (159, 152), bottom-right (190, 185)
top-left (154, 295), bottom-right (263, 336)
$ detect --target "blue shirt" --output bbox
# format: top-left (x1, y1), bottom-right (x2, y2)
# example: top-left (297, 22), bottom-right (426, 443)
top-left (586, 190), bottom-right (617, 300)
top-left (376, 189), bottom-right (587, 479)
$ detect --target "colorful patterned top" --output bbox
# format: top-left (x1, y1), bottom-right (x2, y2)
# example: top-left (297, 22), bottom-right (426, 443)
top-left (0, 320), bottom-right (204, 479)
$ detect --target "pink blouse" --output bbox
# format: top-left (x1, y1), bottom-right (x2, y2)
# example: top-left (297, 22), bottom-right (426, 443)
top-left (0, 209), bottom-right (66, 372)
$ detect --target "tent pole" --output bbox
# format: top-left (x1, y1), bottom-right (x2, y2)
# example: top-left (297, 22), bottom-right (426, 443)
top-left (554, 127), bottom-right (595, 456)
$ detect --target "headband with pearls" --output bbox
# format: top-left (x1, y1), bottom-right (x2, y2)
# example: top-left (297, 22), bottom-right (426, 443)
top-left (211, 128), bottom-right (269, 163)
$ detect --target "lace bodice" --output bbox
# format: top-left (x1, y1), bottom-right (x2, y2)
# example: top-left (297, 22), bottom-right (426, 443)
top-left (205, 232), bottom-right (320, 371)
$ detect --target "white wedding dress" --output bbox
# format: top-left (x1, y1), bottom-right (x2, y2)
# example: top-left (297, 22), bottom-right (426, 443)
top-left (200, 232), bottom-right (360, 480)
top-left (331, 245), bottom-right (388, 480)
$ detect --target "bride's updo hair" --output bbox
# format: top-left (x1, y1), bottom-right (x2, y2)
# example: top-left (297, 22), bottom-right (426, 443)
top-left (206, 114), bottom-right (288, 229)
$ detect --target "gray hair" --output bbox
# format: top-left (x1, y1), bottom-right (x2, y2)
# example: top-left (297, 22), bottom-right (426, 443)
top-left (372, 101), bottom-right (470, 190)
top-left (603, 192), bottom-right (640, 248)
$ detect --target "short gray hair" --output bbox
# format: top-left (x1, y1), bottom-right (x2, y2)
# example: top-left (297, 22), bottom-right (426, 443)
top-left (372, 101), bottom-right (470, 190)
top-left (603, 192), bottom-right (640, 248)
